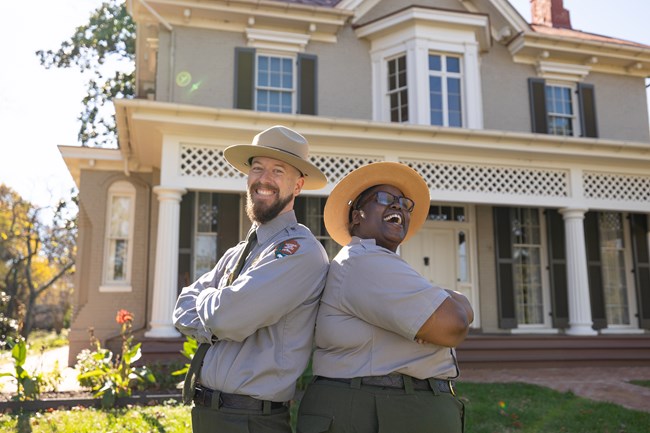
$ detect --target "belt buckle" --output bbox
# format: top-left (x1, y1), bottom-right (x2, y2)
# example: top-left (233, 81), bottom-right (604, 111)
top-left (448, 380), bottom-right (456, 397)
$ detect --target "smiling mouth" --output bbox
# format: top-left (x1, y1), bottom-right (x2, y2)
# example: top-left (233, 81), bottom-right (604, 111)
top-left (383, 213), bottom-right (403, 225)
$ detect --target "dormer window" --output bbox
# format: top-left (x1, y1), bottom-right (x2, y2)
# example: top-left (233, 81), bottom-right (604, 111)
top-left (356, 7), bottom-right (490, 129)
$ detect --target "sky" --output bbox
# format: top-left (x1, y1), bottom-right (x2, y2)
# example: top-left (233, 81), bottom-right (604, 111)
top-left (1, 0), bottom-right (649, 210)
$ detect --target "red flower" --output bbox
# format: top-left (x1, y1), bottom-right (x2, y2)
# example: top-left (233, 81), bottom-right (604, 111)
top-left (116, 309), bottom-right (134, 324)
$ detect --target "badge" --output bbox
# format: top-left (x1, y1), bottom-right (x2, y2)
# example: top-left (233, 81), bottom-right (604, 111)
top-left (275, 239), bottom-right (300, 258)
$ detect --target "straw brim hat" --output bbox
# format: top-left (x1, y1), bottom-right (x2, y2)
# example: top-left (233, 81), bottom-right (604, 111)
top-left (224, 125), bottom-right (327, 190)
top-left (324, 162), bottom-right (430, 247)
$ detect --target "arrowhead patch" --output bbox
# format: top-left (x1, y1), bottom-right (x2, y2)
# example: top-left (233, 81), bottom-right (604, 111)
top-left (275, 239), bottom-right (300, 258)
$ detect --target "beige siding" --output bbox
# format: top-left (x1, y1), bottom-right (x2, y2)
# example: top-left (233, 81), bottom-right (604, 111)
top-left (68, 170), bottom-right (154, 365)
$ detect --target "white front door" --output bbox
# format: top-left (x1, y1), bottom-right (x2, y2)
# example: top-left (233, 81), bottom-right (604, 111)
top-left (400, 221), bottom-right (480, 327)
top-left (402, 227), bottom-right (457, 291)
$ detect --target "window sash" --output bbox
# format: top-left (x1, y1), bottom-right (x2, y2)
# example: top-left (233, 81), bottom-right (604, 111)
top-left (104, 188), bottom-right (135, 286)
top-left (387, 55), bottom-right (408, 123)
top-left (428, 54), bottom-right (463, 127)
top-left (545, 84), bottom-right (575, 136)
top-left (255, 54), bottom-right (295, 113)
top-left (599, 212), bottom-right (630, 325)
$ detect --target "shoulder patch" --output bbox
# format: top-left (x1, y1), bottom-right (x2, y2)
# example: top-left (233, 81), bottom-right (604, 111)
top-left (275, 239), bottom-right (300, 258)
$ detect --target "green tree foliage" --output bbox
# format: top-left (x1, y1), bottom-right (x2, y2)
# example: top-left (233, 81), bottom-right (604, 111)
top-left (0, 184), bottom-right (77, 338)
top-left (36, 0), bottom-right (135, 147)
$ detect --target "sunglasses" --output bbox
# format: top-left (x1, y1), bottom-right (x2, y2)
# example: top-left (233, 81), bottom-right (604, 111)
top-left (356, 191), bottom-right (415, 213)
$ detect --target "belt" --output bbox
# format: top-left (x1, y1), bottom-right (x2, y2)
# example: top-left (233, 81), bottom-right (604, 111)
top-left (315, 374), bottom-right (456, 395)
top-left (194, 385), bottom-right (286, 411)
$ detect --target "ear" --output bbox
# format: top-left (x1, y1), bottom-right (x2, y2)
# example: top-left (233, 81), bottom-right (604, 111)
top-left (350, 209), bottom-right (363, 225)
top-left (293, 176), bottom-right (305, 196)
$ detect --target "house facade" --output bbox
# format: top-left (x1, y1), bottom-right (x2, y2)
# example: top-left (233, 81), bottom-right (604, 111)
top-left (60, 0), bottom-right (650, 366)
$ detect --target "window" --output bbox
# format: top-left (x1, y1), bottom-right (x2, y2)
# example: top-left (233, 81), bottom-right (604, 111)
top-left (388, 55), bottom-right (408, 123)
top-left (194, 192), bottom-right (219, 280)
top-left (599, 212), bottom-right (630, 325)
top-left (359, 7), bottom-right (488, 128)
top-left (545, 84), bottom-right (574, 136)
top-left (429, 54), bottom-right (463, 127)
top-left (295, 196), bottom-right (339, 260)
top-left (511, 208), bottom-right (544, 325)
top-left (256, 55), bottom-right (294, 113)
top-left (528, 78), bottom-right (598, 137)
top-left (101, 181), bottom-right (135, 292)
top-left (235, 48), bottom-right (317, 115)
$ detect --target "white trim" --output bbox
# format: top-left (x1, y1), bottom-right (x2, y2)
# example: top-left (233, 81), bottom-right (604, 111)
top-left (511, 327), bottom-right (560, 335)
top-left (99, 284), bottom-right (133, 293)
top-left (246, 28), bottom-right (310, 53)
top-left (536, 61), bottom-right (591, 82)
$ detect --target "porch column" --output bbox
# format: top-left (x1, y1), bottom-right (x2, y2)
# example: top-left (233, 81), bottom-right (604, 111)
top-left (559, 208), bottom-right (598, 336)
top-left (145, 186), bottom-right (186, 338)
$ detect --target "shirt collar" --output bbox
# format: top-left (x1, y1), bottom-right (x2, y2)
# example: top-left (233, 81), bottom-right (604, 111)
top-left (254, 210), bottom-right (297, 245)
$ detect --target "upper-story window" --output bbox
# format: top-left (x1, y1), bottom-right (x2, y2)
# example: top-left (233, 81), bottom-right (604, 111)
top-left (356, 7), bottom-right (489, 129)
top-left (528, 76), bottom-right (598, 138)
top-left (256, 54), bottom-right (294, 113)
top-left (429, 53), bottom-right (463, 127)
top-left (545, 84), bottom-right (575, 136)
top-left (235, 47), bottom-right (317, 115)
top-left (100, 180), bottom-right (135, 292)
top-left (388, 55), bottom-right (408, 122)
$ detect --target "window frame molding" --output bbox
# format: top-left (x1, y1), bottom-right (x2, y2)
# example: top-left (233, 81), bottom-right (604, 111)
top-left (359, 7), bottom-right (487, 128)
top-left (99, 180), bottom-right (136, 293)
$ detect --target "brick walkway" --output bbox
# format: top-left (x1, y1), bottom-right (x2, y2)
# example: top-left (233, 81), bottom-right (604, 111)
top-left (460, 366), bottom-right (650, 413)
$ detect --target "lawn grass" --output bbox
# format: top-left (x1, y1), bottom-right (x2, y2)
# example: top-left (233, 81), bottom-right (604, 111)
top-left (457, 382), bottom-right (650, 433)
top-left (1, 382), bottom-right (649, 433)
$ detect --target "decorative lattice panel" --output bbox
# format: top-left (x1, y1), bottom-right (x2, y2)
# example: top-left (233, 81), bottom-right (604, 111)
top-left (311, 154), bottom-right (382, 184)
top-left (180, 145), bottom-right (245, 179)
top-left (402, 159), bottom-right (570, 197)
top-left (180, 144), bottom-right (380, 184)
top-left (583, 172), bottom-right (650, 202)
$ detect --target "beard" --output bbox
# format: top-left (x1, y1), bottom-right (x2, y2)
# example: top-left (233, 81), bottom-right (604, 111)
top-left (246, 182), bottom-right (295, 224)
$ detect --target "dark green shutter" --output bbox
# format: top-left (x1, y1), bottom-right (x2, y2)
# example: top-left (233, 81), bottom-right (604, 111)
top-left (494, 207), bottom-right (517, 329)
top-left (578, 83), bottom-right (598, 138)
top-left (546, 209), bottom-right (569, 329)
top-left (297, 54), bottom-right (317, 115)
top-left (216, 194), bottom-right (241, 259)
top-left (584, 211), bottom-right (606, 329)
top-left (528, 78), bottom-right (548, 133)
top-left (234, 47), bottom-right (255, 109)
top-left (630, 214), bottom-right (650, 329)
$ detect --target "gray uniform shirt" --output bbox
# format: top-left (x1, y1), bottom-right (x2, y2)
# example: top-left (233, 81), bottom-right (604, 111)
top-left (173, 210), bottom-right (329, 401)
top-left (313, 237), bottom-right (458, 380)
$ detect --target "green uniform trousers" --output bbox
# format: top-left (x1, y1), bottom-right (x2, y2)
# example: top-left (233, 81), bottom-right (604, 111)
top-left (296, 377), bottom-right (464, 433)
top-left (191, 404), bottom-right (291, 433)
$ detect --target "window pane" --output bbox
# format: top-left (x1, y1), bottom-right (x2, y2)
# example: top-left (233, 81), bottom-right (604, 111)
top-left (447, 56), bottom-right (460, 73)
top-left (108, 239), bottom-right (128, 281)
top-left (429, 55), bottom-right (441, 71)
top-left (194, 234), bottom-right (217, 280)
top-left (110, 197), bottom-right (131, 238)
